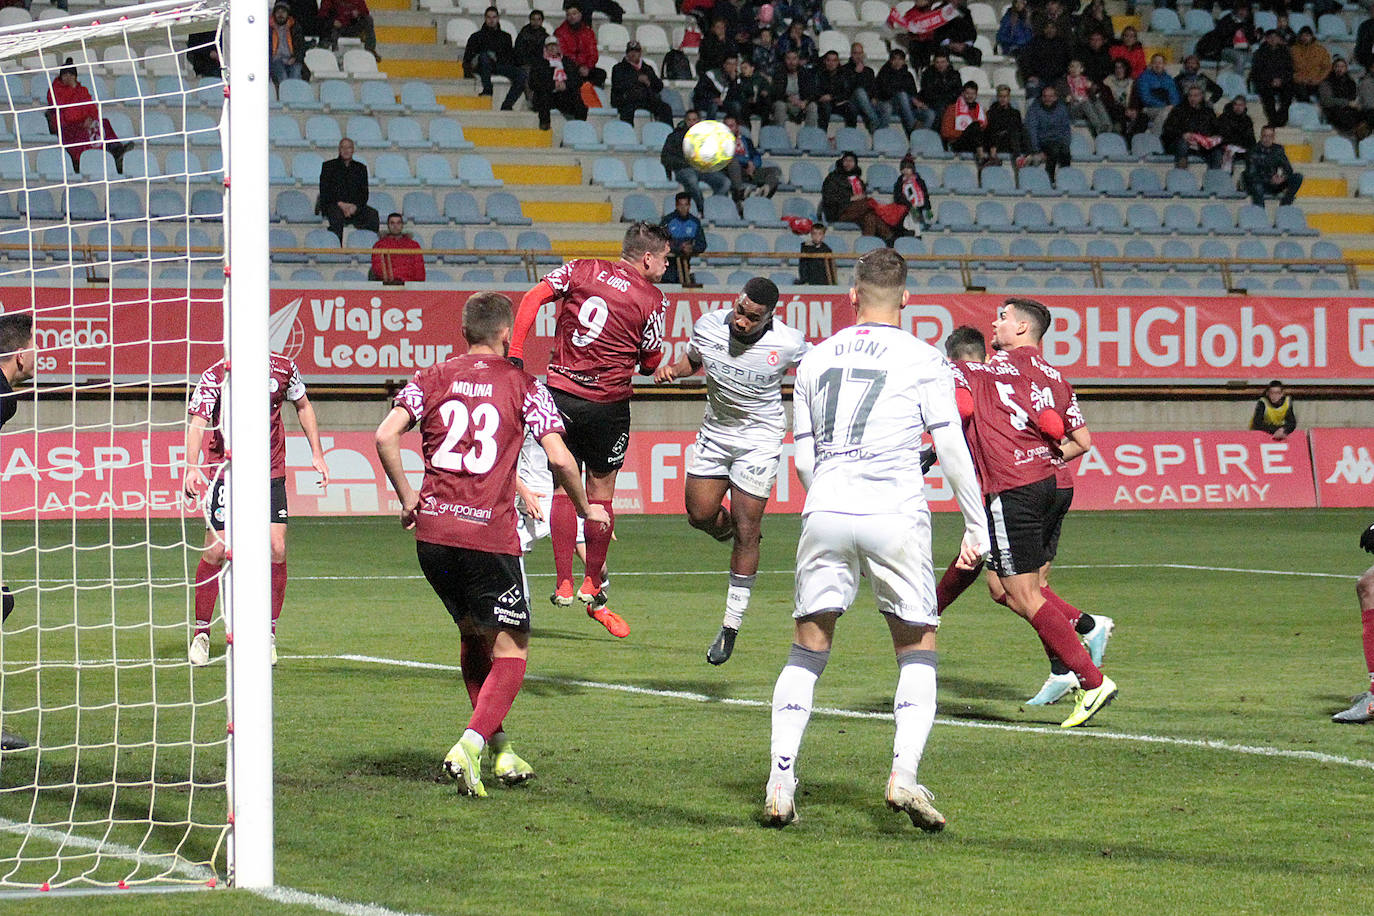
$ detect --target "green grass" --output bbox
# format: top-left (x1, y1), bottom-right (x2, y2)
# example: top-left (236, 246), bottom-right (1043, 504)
top-left (3, 509), bottom-right (1374, 914)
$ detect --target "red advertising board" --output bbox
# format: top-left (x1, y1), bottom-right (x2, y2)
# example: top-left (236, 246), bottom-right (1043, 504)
top-left (1308, 427), bottom-right (1374, 507)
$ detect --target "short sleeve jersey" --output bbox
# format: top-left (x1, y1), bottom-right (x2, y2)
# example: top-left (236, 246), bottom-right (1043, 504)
top-left (993, 346), bottom-right (1085, 488)
top-left (187, 354), bottom-right (305, 478)
top-left (687, 310), bottom-right (810, 449)
top-left (394, 354), bottom-right (564, 555)
top-left (949, 357), bottom-right (1058, 495)
top-left (793, 324), bottom-right (959, 517)
top-left (516, 427), bottom-right (554, 495)
top-left (541, 258), bottom-right (669, 403)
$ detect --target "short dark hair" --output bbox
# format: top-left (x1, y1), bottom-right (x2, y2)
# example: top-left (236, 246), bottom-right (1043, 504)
top-left (962, 80), bottom-right (978, 91)
top-left (1267, 379), bottom-right (1284, 389)
top-left (387, 211), bottom-right (403, 221)
top-left (485, 5), bottom-right (498, 13)
top-left (622, 221), bottom-right (671, 259)
top-left (743, 276), bottom-right (779, 309)
top-left (529, 8), bottom-right (543, 17)
top-left (1004, 297), bottom-right (1052, 341)
top-left (463, 292), bottom-right (514, 346)
top-left (853, 247), bottom-right (907, 292)
top-left (674, 191), bottom-right (692, 203)
top-left (564, 1), bottom-right (581, 12)
top-left (0, 313), bottom-right (34, 360)
top-left (945, 325), bottom-right (987, 362)
top-left (933, 50), bottom-right (950, 60)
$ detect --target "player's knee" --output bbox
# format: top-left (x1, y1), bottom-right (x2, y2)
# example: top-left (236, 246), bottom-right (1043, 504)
top-left (270, 544), bottom-right (287, 564)
top-left (202, 542), bottom-right (226, 565)
top-left (1357, 570), bottom-right (1374, 607)
top-left (686, 505), bottom-right (719, 530)
top-left (733, 515), bottom-right (762, 546)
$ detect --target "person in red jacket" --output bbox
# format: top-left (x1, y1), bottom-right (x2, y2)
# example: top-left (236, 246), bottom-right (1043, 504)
top-left (47, 60), bottom-right (131, 172)
top-left (554, 2), bottom-right (605, 87)
top-left (370, 213), bottom-right (426, 283)
top-left (319, 0), bottom-right (379, 59)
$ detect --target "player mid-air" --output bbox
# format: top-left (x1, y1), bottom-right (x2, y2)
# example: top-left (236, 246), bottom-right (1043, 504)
top-left (508, 223), bottom-right (672, 638)
top-left (1333, 523), bottom-right (1374, 723)
top-left (375, 292), bottom-right (609, 796)
top-left (653, 277), bottom-right (808, 665)
top-left (183, 352), bottom-right (329, 667)
top-left (766, 249), bottom-right (988, 831)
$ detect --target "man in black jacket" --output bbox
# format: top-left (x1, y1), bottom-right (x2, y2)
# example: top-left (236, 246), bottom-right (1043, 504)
top-left (1356, 14), bottom-right (1374, 72)
top-left (318, 138), bottom-right (379, 239)
top-left (935, 0), bottom-right (982, 66)
top-left (1250, 29), bottom-right (1294, 126)
top-left (814, 50), bottom-right (857, 128)
top-left (612, 41), bottom-right (672, 125)
top-left (514, 10), bottom-right (549, 69)
top-left (662, 109), bottom-right (732, 212)
top-left (1074, 31), bottom-right (1113, 84)
top-left (1018, 22), bottom-right (1071, 97)
top-left (875, 48), bottom-right (934, 131)
top-left (1161, 85), bottom-right (1224, 169)
top-left (693, 54), bottom-right (742, 121)
top-left (843, 43), bottom-right (882, 129)
top-left (463, 7), bottom-right (527, 111)
top-left (529, 36), bottom-right (587, 130)
top-left (1174, 54), bottom-right (1223, 105)
top-left (1243, 125), bottom-right (1303, 205)
top-left (771, 50), bottom-right (819, 126)
top-left (919, 51), bottom-right (962, 119)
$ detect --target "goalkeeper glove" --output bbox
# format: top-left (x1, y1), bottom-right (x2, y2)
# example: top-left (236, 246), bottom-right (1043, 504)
top-left (1361, 524), bottom-right (1374, 555)
top-left (919, 448), bottom-right (937, 475)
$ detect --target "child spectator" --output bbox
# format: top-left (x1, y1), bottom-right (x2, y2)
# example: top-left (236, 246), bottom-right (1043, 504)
top-left (661, 192), bottom-right (706, 285)
top-left (798, 223), bottom-right (834, 285)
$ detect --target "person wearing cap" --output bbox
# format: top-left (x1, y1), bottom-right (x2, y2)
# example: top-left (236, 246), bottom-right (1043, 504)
top-left (530, 35), bottom-right (588, 130)
top-left (47, 61), bottom-right (132, 173)
top-left (612, 40), bottom-right (671, 125)
top-left (463, 6), bottom-right (528, 111)
top-left (268, 1), bottom-right (305, 86)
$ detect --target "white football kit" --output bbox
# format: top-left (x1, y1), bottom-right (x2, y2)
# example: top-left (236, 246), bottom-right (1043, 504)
top-left (791, 323), bottom-right (966, 625)
top-left (685, 309), bottom-right (810, 499)
top-left (515, 429), bottom-right (582, 554)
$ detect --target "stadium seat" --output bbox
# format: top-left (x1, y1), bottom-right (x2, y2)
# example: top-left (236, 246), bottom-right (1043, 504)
top-left (319, 79), bottom-right (362, 112)
top-left (1163, 203), bottom-right (1203, 234)
top-left (271, 226), bottom-right (305, 263)
top-left (1089, 202), bottom-right (1124, 232)
top-left (188, 112), bottom-right (221, 147)
top-left (796, 126), bottom-right (830, 156)
top-left (1238, 204), bottom-right (1279, 236)
top-left (592, 157), bottom-right (635, 189)
top-left (89, 226), bottom-right (135, 261)
top-left (1183, 8), bottom-right (1215, 33)
top-left (387, 116), bottom-right (426, 148)
top-left (342, 49), bottom-right (385, 80)
top-left (290, 151), bottom-right (325, 185)
top-left (632, 158), bottom-right (677, 190)
top-left (705, 195), bottom-right (747, 227)
top-left (780, 196), bottom-right (816, 220)
top-left (943, 163), bottom-right (977, 193)
top-left (516, 230), bottom-right (560, 264)
top-left (443, 191), bottom-right (485, 224)
top-left (636, 24), bottom-right (671, 54)
top-left (788, 161), bottom-right (823, 193)
top-left (893, 236), bottom-right (926, 257)
top-left (970, 237), bottom-right (1005, 268)
top-left (486, 192), bottom-right (532, 225)
top-left (1200, 203), bottom-right (1239, 235)
top-left (1047, 237), bottom-right (1085, 268)
top-left (916, 164), bottom-right (941, 190)
top-left (981, 166), bottom-right (1014, 194)
top-left (835, 127), bottom-right (872, 156)
top-left (344, 228), bottom-right (379, 253)
top-left (1069, 133), bottom-right (1097, 164)
top-left (474, 229), bottom-right (518, 264)
top-left (737, 231), bottom-right (773, 265)
top-left (1006, 237), bottom-right (1046, 270)
top-left (622, 193), bottom-right (658, 222)
top-left (1125, 238), bottom-right (1163, 271)
top-left (759, 125), bottom-right (795, 155)
top-left (416, 154), bottom-right (460, 186)
top-left (1157, 275), bottom-right (1190, 290)
top-left (305, 48), bottom-right (344, 80)
top-left (289, 268), bottom-right (325, 281)
top-left (975, 200), bottom-right (1013, 230)
top-left (935, 200), bottom-right (974, 231)
top-left (360, 81), bottom-right (403, 113)
top-left (1095, 133), bottom-right (1130, 161)
top-left (1274, 239), bottom-right (1313, 272)
top-left (107, 188), bottom-right (142, 221)
top-left (429, 118), bottom-right (475, 150)
top-left (909, 129), bottom-right (950, 159)
top-left (1051, 201), bottom-right (1086, 230)
top-left (1013, 201), bottom-right (1052, 232)
top-left (374, 153), bottom-right (418, 186)
top-left (1085, 238), bottom-right (1119, 263)
top-left (603, 120), bottom-right (643, 152)
top-left (1019, 166), bottom-right (1055, 195)
top-left (1325, 135), bottom-right (1358, 163)
top-left (68, 188), bottom-right (106, 222)
top-left (1202, 168), bottom-right (1242, 198)
top-left (742, 197), bottom-right (781, 226)
top-left (642, 121), bottom-right (672, 153)
top-left (867, 162), bottom-right (898, 192)
top-left (925, 273), bottom-right (960, 289)
top-left (1091, 167), bottom-right (1127, 196)
top-left (34, 147), bottom-right (68, 183)
top-left (1312, 240), bottom-right (1344, 271)
top-left (275, 190), bottom-right (316, 223)
top-left (1127, 203), bottom-right (1166, 234)
top-left (305, 227), bottom-right (346, 263)
top-left (148, 188), bottom-right (186, 218)
top-left (400, 81), bottom-right (445, 114)
top-left (304, 115), bottom-right (343, 148)
top-left (1237, 238), bottom-right (1278, 271)
top-left (690, 271), bottom-right (720, 286)
top-left (872, 126), bottom-right (908, 158)
top-left (1165, 169), bottom-right (1202, 197)
top-left (1160, 238), bottom-right (1200, 270)
top-left (458, 155), bottom-right (502, 187)
top-left (1132, 133), bottom-right (1167, 160)
top-left (277, 78), bottom-right (318, 109)
top-left (705, 231), bottom-right (739, 265)
top-left (346, 115), bottom-right (386, 149)
top-left (121, 149), bottom-right (160, 179)
top-left (1275, 206), bottom-right (1317, 236)
top-left (401, 191), bottom-right (444, 224)
top-left (430, 228), bottom-right (468, 263)
top-left (1150, 7), bottom-right (1183, 33)
top-left (1317, 13), bottom-right (1351, 39)
top-left (1310, 276), bottom-right (1342, 290)
top-left (1043, 274), bottom-right (1078, 289)
top-left (1128, 167), bottom-right (1164, 197)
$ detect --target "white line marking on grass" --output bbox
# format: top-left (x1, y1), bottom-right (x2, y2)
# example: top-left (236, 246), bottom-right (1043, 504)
top-left (250, 886), bottom-right (432, 916)
top-left (1053, 563), bottom-right (1350, 580)
top-left (313, 654), bottom-right (1374, 773)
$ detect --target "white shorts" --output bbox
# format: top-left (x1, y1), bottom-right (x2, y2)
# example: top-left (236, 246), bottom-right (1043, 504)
top-left (793, 509), bottom-right (936, 626)
top-left (517, 490), bottom-right (584, 555)
top-left (686, 431), bottom-right (781, 501)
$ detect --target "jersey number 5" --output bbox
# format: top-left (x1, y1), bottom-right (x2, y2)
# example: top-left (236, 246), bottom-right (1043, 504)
top-left (814, 367), bottom-right (887, 445)
top-left (571, 296), bottom-right (609, 347)
top-left (434, 401), bottom-right (500, 474)
top-left (995, 381), bottom-right (1029, 431)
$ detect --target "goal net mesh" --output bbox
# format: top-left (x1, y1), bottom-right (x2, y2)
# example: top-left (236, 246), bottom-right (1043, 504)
top-left (0, 0), bottom-right (231, 890)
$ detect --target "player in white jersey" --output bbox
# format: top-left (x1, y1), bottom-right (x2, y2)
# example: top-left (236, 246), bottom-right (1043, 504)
top-left (764, 249), bottom-right (988, 832)
top-left (514, 429), bottom-right (601, 599)
top-left (654, 278), bottom-right (809, 665)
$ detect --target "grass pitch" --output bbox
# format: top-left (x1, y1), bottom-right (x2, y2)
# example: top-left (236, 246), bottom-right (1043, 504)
top-left (3, 508), bottom-right (1373, 915)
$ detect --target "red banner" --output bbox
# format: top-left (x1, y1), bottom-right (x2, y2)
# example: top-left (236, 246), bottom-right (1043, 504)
top-left (1309, 427), bottom-right (1374, 507)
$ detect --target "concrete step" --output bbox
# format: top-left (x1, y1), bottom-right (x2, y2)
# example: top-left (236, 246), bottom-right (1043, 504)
top-left (1285, 143), bottom-right (1314, 164)
top-left (1308, 212), bottom-right (1374, 233)
top-left (462, 126), bottom-right (550, 147)
top-left (370, 0), bottom-right (412, 9)
top-left (1297, 177), bottom-right (1350, 198)
top-left (376, 25), bottom-right (437, 43)
top-left (524, 200), bottom-right (614, 223)
top-left (376, 41), bottom-right (455, 61)
top-left (384, 58), bottom-right (465, 79)
top-left (492, 163), bottom-right (583, 185)
top-left (438, 93), bottom-right (492, 110)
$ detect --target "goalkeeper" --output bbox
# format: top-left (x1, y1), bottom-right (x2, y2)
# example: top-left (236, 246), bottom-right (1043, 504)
top-left (0, 314), bottom-right (36, 751)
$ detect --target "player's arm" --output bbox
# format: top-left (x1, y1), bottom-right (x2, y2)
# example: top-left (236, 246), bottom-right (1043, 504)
top-left (653, 351), bottom-right (702, 384)
top-left (292, 394), bottom-right (331, 488)
top-left (1056, 425), bottom-right (1091, 463)
top-left (182, 414), bottom-right (209, 499)
top-left (375, 406), bottom-right (419, 529)
top-left (930, 420), bottom-right (988, 569)
top-left (539, 433), bottom-right (610, 528)
top-left (516, 475), bottom-right (544, 521)
top-left (791, 369), bottom-right (815, 490)
top-left (510, 280), bottom-right (556, 365)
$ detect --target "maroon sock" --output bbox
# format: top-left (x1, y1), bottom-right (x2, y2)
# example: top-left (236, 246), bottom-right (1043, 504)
top-left (936, 557), bottom-right (983, 615)
top-left (459, 636), bottom-right (498, 728)
top-left (1362, 608), bottom-right (1374, 689)
top-left (550, 493), bottom-right (577, 585)
top-left (467, 656), bottom-right (526, 740)
top-left (1040, 586), bottom-right (1081, 629)
top-left (582, 500), bottom-right (614, 591)
top-left (270, 562), bottom-right (286, 635)
top-left (1029, 603), bottom-right (1103, 689)
top-left (194, 559), bottom-right (220, 636)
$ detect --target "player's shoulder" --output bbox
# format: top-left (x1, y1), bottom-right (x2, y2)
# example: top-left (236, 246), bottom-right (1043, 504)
top-left (269, 352), bottom-right (299, 375)
top-left (768, 316), bottom-right (808, 349)
top-left (196, 359), bottom-right (226, 385)
top-left (695, 307), bottom-right (730, 332)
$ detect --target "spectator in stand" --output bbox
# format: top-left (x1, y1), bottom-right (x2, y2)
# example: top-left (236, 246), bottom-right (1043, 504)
top-left (1136, 53), bottom-right (1180, 133)
top-left (874, 47), bottom-right (933, 131)
top-left (888, 0), bottom-right (962, 68)
top-left (1102, 57), bottom-right (1143, 134)
top-left (723, 114), bottom-right (781, 200)
top-left (1076, 31), bottom-right (1114, 84)
top-left (1356, 11), bottom-right (1374, 72)
top-left (47, 60), bottom-right (132, 173)
top-left (694, 54), bottom-right (741, 120)
top-left (843, 44), bottom-right (882, 130)
top-left (920, 50), bottom-right (963, 119)
top-left (1175, 54), bottom-right (1224, 104)
top-left (576, 0), bottom-right (625, 25)
top-left (699, 18), bottom-right (737, 77)
top-left (1109, 25), bottom-right (1146, 78)
top-left (1358, 66), bottom-right (1374, 126)
top-left (662, 109), bottom-right (732, 212)
top-left (287, 0), bottom-right (321, 39)
top-left (319, 0), bottom-right (379, 59)
top-left (736, 58), bottom-right (773, 124)
top-left (1031, 0), bottom-right (1072, 39)
top-left (893, 155), bottom-right (933, 235)
top-left (370, 213), bottom-right (426, 283)
top-left (515, 9), bottom-right (550, 70)
top-left (612, 40), bottom-right (672, 125)
top-left (814, 50), bottom-right (857, 128)
top-left (820, 152), bottom-right (898, 243)
top-left (1244, 125), bottom-right (1303, 205)
top-left (318, 137), bottom-right (379, 239)
top-left (1163, 85), bottom-right (1225, 169)
top-left (1252, 29), bottom-right (1295, 127)
top-left (268, 2), bottom-right (305, 86)
top-left (712, 0), bottom-right (751, 38)
top-left (748, 25), bottom-right (777, 73)
top-left (775, 19), bottom-right (817, 63)
top-left (1197, 2), bottom-right (1260, 71)
top-left (464, 7), bottom-right (528, 111)
top-left (1250, 379), bottom-right (1297, 440)
top-left (1319, 57), bottom-right (1369, 138)
top-left (1025, 83), bottom-right (1072, 181)
top-left (188, 29), bottom-right (223, 79)
top-left (661, 192), bottom-right (706, 285)
top-left (997, 0), bottom-right (1034, 59)
top-left (1076, 0), bottom-right (1115, 44)
top-left (1291, 26), bottom-right (1332, 103)
top-left (798, 222), bottom-right (834, 285)
top-left (1057, 58), bottom-right (1112, 135)
top-left (555, 3), bottom-right (605, 88)
top-left (1019, 21), bottom-right (1071, 97)
top-left (987, 84), bottom-right (1029, 161)
top-left (1273, 13), bottom-right (1297, 47)
top-left (1217, 95), bottom-right (1256, 169)
top-left (530, 36), bottom-right (587, 130)
top-left (771, 49), bottom-right (819, 126)
top-left (941, 80), bottom-right (994, 164)
top-left (935, 0), bottom-right (983, 67)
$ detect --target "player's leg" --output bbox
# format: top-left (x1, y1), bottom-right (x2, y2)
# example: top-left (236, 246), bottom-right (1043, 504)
top-left (548, 475), bottom-right (580, 605)
top-left (934, 554), bottom-right (984, 615)
top-left (707, 485), bottom-right (768, 665)
top-left (684, 474), bottom-right (733, 542)
top-left (190, 479), bottom-right (227, 666)
top-left (1333, 565), bottom-right (1374, 723)
top-left (1038, 486), bottom-right (1113, 669)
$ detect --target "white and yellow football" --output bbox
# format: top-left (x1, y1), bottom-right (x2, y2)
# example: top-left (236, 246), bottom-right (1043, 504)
top-left (682, 119), bottom-right (736, 172)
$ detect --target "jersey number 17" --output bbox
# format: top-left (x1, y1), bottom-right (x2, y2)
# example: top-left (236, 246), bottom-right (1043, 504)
top-left (814, 367), bottom-right (888, 446)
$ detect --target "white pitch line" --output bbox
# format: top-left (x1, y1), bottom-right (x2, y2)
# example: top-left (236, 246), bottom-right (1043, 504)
top-left (249, 886), bottom-right (433, 916)
top-left (317, 653), bottom-right (1374, 773)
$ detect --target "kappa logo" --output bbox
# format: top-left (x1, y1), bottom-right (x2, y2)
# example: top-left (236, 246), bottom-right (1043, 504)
top-left (1326, 445), bottom-right (1374, 485)
top-left (778, 703), bottom-right (806, 712)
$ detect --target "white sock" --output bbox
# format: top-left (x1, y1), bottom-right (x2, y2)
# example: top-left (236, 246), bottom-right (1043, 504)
top-left (770, 644), bottom-right (828, 781)
top-left (723, 573), bottom-right (755, 630)
top-left (892, 650), bottom-right (937, 780)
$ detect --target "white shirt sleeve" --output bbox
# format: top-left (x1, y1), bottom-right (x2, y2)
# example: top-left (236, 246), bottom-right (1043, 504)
top-left (791, 360), bottom-right (815, 490)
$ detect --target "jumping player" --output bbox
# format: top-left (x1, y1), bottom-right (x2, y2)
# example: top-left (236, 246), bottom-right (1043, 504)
top-left (653, 277), bottom-right (808, 665)
top-left (515, 427), bottom-right (604, 598)
top-left (765, 249), bottom-right (988, 831)
top-left (0, 314), bottom-right (35, 751)
top-left (183, 353), bottom-right (329, 667)
top-left (508, 222), bottom-right (671, 638)
top-left (375, 292), bottom-right (609, 796)
top-left (1333, 523), bottom-right (1374, 723)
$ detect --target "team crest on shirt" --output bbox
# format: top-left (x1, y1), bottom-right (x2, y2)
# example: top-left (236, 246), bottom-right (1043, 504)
top-left (767, 350), bottom-right (780, 366)
top-left (472, 360), bottom-right (488, 369)
top-left (268, 378), bottom-right (280, 393)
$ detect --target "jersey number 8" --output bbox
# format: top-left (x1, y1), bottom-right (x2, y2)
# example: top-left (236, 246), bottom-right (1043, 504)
top-left (434, 400), bottom-right (500, 474)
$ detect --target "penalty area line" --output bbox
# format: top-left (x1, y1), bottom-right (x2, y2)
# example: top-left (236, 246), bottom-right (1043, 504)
top-left (313, 653), bottom-right (1374, 773)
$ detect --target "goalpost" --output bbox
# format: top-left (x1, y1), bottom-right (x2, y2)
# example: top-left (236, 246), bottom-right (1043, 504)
top-left (0, 0), bottom-right (272, 893)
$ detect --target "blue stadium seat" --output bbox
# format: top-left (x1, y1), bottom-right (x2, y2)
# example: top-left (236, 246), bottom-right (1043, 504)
top-left (835, 127), bottom-right (872, 156)
top-left (1237, 238), bottom-right (1278, 271)
top-left (916, 164), bottom-right (942, 189)
top-left (788, 161), bottom-right (823, 193)
top-left (705, 195), bottom-right (746, 227)
top-left (374, 152), bottom-right (418, 186)
top-left (414, 153), bottom-right (459, 186)
top-left (387, 116), bottom-right (426, 148)
top-left (429, 118), bottom-right (475, 149)
top-left (1275, 206), bottom-right (1318, 236)
top-left (1202, 168), bottom-right (1243, 198)
top-left (68, 188), bottom-right (105, 221)
top-left (691, 271), bottom-right (720, 285)
top-left (563, 120), bottom-right (604, 150)
top-left (346, 115), bottom-right (386, 148)
top-left (872, 126), bottom-right (909, 158)
top-left (90, 226), bottom-right (133, 260)
top-left (344, 228), bottom-right (379, 252)
top-left (319, 79), bottom-right (362, 111)
top-left (758, 124), bottom-right (795, 155)
top-left (1199, 203), bottom-right (1238, 234)
top-left (643, 121), bottom-right (672, 152)
top-left (431, 228), bottom-right (469, 263)
top-left (1095, 133), bottom-right (1130, 161)
top-left (277, 78), bottom-right (319, 109)
top-left (780, 195), bottom-right (816, 220)
top-left (121, 149), bottom-right (160, 179)
top-left (796, 126), bottom-right (830, 156)
top-left (148, 188), bottom-right (185, 218)
top-left (517, 230), bottom-right (560, 264)
top-left (1162, 239), bottom-right (1201, 270)
top-left (1183, 8), bottom-right (1215, 33)
top-left (1070, 133), bottom-right (1098, 163)
top-left (1150, 7), bottom-right (1182, 32)
top-left (1118, 275), bottom-right (1150, 289)
top-left (41, 226), bottom-right (74, 261)
top-left (1085, 238), bottom-right (1119, 262)
top-left (1195, 274), bottom-right (1227, 291)
top-left (360, 81), bottom-right (403, 113)
top-left (1310, 276), bottom-right (1341, 290)
top-left (632, 158), bottom-right (678, 190)
top-left (935, 200), bottom-right (975, 231)
top-left (1051, 201), bottom-right (1086, 230)
top-left (290, 268), bottom-right (325, 281)
top-left (1088, 202), bottom-right (1124, 232)
top-left (925, 272), bottom-right (961, 288)
top-left (1274, 239), bottom-right (1312, 272)
top-left (707, 231), bottom-right (739, 265)
top-left (305, 227), bottom-right (345, 263)
top-left (401, 191), bottom-right (444, 224)
top-left (1126, 203), bottom-right (1165, 234)
top-left (943, 163), bottom-right (977, 194)
top-left (893, 236), bottom-right (926, 256)
top-left (401, 81), bottom-right (445, 113)
top-left (304, 114), bottom-right (343, 147)
top-left (1012, 201), bottom-right (1051, 232)
top-left (1238, 204), bottom-right (1280, 236)
top-left (1128, 168), bottom-right (1164, 197)
top-left (1043, 274), bottom-right (1078, 289)
top-left (1317, 12), bottom-right (1351, 39)
top-left (1163, 203), bottom-right (1202, 234)
top-left (474, 229), bottom-right (519, 264)
top-left (443, 191), bottom-right (485, 224)
top-left (1125, 238), bottom-right (1163, 271)
top-left (1270, 276), bottom-right (1302, 290)
top-left (970, 237), bottom-right (1005, 267)
top-left (1198, 239), bottom-right (1232, 262)
top-left (1018, 165), bottom-right (1055, 195)
top-left (1132, 132), bottom-right (1167, 160)
top-left (981, 166), bottom-right (1014, 194)
top-left (1048, 237), bottom-right (1086, 268)
top-left (107, 188), bottom-right (141, 220)
top-left (725, 269), bottom-right (754, 287)
top-left (291, 151), bottom-right (325, 184)
top-left (742, 196), bottom-right (781, 226)
top-left (1312, 240), bottom-right (1344, 271)
top-left (931, 237), bottom-right (967, 270)
top-left (1091, 167), bottom-right (1127, 196)
top-left (271, 226), bottom-right (305, 263)
top-left (737, 231), bottom-right (773, 265)
top-left (1325, 135), bottom-right (1358, 163)
top-left (909, 128), bottom-right (950, 159)
top-left (621, 193), bottom-right (658, 222)
top-left (486, 192), bottom-right (532, 226)
top-left (603, 120), bottom-right (644, 152)
top-left (462, 268), bottom-right (496, 282)
top-left (867, 162), bottom-right (898, 192)
top-left (371, 192), bottom-right (398, 218)
top-left (190, 189), bottom-right (222, 220)
top-left (592, 157), bottom-right (635, 189)
top-left (1159, 275), bottom-right (1191, 290)
top-left (975, 200), bottom-right (1013, 230)
top-left (1165, 169), bottom-right (1202, 197)
top-left (270, 153), bottom-right (290, 184)
top-left (1008, 237), bottom-right (1046, 270)
top-left (35, 147), bottom-right (70, 182)
top-left (458, 155), bottom-right (502, 187)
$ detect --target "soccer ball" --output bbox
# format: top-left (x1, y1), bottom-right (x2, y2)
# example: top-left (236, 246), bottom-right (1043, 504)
top-left (683, 119), bottom-right (736, 172)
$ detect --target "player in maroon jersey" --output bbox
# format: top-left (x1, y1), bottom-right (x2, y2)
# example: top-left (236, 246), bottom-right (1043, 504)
top-left (507, 222), bottom-right (672, 638)
top-left (183, 354), bottom-right (329, 668)
top-left (374, 292), bottom-right (609, 797)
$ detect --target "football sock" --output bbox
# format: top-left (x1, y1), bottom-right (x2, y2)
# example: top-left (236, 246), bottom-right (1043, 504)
top-left (468, 656), bottom-right (526, 741)
top-left (935, 557), bottom-right (983, 615)
top-left (270, 562), bottom-right (286, 635)
top-left (1361, 607), bottom-right (1374, 690)
top-left (193, 559), bottom-right (220, 637)
top-left (770, 644), bottom-right (828, 780)
top-left (1028, 603), bottom-right (1103, 690)
top-left (1049, 658), bottom-right (1071, 676)
top-left (892, 649), bottom-right (937, 779)
top-left (582, 500), bottom-right (614, 591)
top-left (1040, 586), bottom-right (1082, 629)
top-left (550, 493), bottom-right (578, 585)
top-left (459, 636), bottom-right (493, 710)
top-left (1076, 613), bottom-right (1097, 635)
top-left (1, 585), bottom-right (12, 623)
top-left (722, 572), bottom-right (755, 630)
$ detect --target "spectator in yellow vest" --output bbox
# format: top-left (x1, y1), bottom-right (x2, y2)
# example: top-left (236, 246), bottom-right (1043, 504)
top-left (1250, 379), bottom-right (1297, 441)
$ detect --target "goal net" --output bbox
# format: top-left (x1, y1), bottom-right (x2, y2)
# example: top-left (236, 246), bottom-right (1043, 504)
top-left (0, 0), bottom-right (256, 893)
